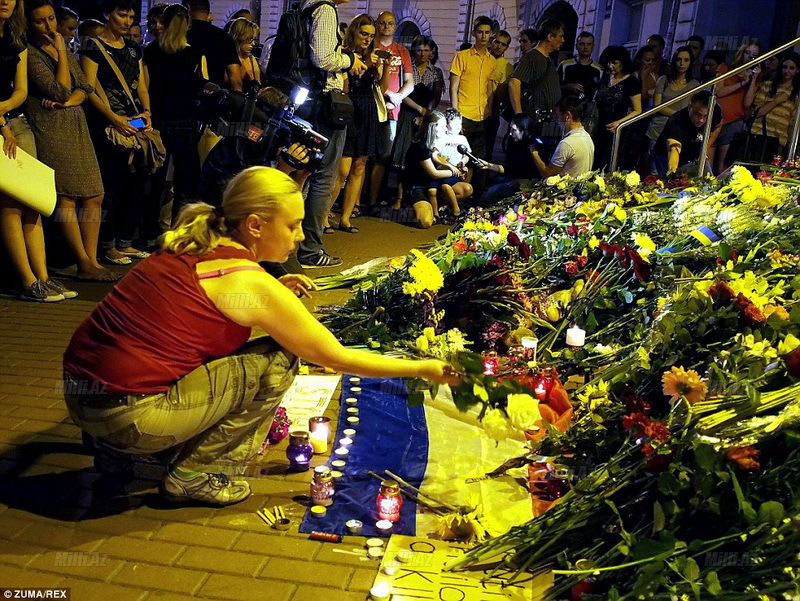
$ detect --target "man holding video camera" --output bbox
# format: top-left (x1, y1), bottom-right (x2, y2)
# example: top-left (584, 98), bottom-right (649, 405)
top-left (293, 0), bottom-right (366, 269)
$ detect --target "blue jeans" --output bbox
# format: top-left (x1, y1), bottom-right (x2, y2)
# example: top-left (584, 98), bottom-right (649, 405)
top-left (298, 123), bottom-right (346, 263)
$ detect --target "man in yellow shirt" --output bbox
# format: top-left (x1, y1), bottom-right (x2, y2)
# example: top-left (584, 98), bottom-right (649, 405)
top-left (487, 30), bottom-right (513, 161)
top-left (449, 16), bottom-right (499, 162)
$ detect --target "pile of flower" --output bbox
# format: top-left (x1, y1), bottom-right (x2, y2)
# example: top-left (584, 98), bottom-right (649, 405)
top-left (320, 168), bottom-right (800, 599)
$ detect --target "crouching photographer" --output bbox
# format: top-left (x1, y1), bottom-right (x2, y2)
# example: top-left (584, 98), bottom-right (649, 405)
top-left (198, 85), bottom-right (328, 205)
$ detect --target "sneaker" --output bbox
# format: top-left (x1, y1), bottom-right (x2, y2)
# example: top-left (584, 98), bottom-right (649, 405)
top-left (19, 281), bottom-right (64, 303)
top-left (161, 470), bottom-right (251, 506)
top-left (44, 278), bottom-right (78, 299)
top-left (299, 251), bottom-right (343, 269)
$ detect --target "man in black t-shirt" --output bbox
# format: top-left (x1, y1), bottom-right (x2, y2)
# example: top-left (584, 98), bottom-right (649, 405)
top-left (182, 0), bottom-right (241, 91)
top-left (509, 19), bottom-right (563, 134)
top-left (557, 31), bottom-right (602, 101)
top-left (654, 90), bottom-right (722, 174)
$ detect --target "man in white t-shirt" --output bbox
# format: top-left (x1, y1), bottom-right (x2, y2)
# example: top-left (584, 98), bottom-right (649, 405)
top-left (532, 95), bottom-right (594, 178)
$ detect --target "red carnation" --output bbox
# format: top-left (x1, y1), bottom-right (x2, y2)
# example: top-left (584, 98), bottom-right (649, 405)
top-left (576, 255), bottom-right (588, 268)
top-left (743, 303), bottom-right (767, 325)
top-left (644, 420), bottom-right (670, 442)
top-left (622, 412), bottom-right (650, 433)
top-left (565, 261), bottom-right (579, 275)
top-left (726, 446), bottom-right (761, 471)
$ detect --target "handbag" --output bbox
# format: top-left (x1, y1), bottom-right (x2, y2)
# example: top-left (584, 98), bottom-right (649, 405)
top-left (373, 82), bottom-right (388, 123)
top-left (321, 89), bottom-right (354, 130)
top-left (92, 38), bottom-right (165, 170)
top-left (727, 116), bottom-right (780, 165)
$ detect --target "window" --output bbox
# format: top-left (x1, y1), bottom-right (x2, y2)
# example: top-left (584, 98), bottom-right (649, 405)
top-left (396, 20), bottom-right (421, 47)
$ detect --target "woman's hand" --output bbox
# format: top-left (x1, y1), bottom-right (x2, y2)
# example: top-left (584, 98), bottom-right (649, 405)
top-left (747, 65), bottom-right (761, 82)
top-left (50, 31), bottom-right (67, 54)
top-left (41, 99), bottom-right (64, 110)
top-left (278, 274), bottom-right (317, 298)
top-left (111, 113), bottom-right (138, 137)
top-left (133, 112), bottom-right (153, 131)
top-left (1, 126), bottom-right (18, 159)
top-left (417, 359), bottom-right (462, 386)
top-left (607, 121), bottom-right (620, 133)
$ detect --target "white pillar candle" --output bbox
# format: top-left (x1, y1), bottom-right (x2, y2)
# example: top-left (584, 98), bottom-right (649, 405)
top-left (566, 325), bottom-right (586, 347)
top-left (339, 437), bottom-right (353, 447)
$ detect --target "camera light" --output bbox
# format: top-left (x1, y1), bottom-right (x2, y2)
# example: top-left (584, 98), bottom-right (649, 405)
top-left (292, 87), bottom-right (309, 106)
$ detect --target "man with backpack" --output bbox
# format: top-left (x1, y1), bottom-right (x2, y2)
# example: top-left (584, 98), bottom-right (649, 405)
top-left (266, 0), bottom-right (366, 268)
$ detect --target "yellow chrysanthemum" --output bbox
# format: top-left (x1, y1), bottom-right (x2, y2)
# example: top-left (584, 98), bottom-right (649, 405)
top-left (633, 233), bottom-right (656, 259)
top-left (662, 366), bottom-right (708, 405)
top-left (402, 249), bottom-right (444, 296)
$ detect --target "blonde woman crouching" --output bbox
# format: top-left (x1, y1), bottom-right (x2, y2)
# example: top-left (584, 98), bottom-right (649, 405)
top-left (62, 166), bottom-right (457, 506)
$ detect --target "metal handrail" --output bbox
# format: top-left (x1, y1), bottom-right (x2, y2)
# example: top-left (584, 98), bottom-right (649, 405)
top-left (610, 34), bottom-right (800, 173)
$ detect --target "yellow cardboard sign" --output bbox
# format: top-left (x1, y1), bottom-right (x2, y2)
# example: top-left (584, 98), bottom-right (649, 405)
top-left (372, 535), bottom-right (552, 600)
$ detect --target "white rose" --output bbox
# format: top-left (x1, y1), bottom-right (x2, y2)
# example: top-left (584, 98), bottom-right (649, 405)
top-left (505, 394), bottom-right (541, 431)
top-left (482, 409), bottom-right (513, 441)
top-left (545, 175), bottom-right (561, 186)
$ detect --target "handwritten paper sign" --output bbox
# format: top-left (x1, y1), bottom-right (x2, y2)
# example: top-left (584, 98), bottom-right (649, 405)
top-left (373, 535), bottom-right (552, 601)
top-left (277, 375), bottom-right (341, 428)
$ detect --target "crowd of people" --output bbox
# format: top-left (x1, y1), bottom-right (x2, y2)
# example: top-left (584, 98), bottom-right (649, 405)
top-left (1, 0), bottom-right (799, 298)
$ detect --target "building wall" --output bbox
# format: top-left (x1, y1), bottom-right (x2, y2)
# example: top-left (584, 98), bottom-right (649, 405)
top-left (140, 0), bottom-right (798, 71)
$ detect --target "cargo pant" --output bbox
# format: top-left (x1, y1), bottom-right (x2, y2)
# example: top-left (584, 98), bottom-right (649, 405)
top-left (64, 338), bottom-right (298, 470)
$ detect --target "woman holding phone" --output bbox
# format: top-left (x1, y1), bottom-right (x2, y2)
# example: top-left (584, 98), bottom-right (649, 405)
top-left (81, 0), bottom-right (155, 265)
top-left (327, 14), bottom-right (389, 234)
top-left (25, 0), bottom-right (116, 282)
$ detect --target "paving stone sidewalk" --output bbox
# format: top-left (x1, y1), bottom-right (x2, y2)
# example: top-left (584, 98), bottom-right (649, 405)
top-left (0, 218), bottom-right (447, 600)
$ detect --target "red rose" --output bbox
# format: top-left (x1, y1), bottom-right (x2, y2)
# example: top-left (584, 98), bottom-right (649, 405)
top-left (786, 347), bottom-right (800, 377)
top-left (708, 281), bottom-right (736, 303)
top-left (507, 231), bottom-right (522, 246)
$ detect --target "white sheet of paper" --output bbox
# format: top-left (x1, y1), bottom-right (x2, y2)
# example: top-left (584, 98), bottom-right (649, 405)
top-left (0, 147), bottom-right (57, 216)
top-left (277, 375), bottom-right (341, 429)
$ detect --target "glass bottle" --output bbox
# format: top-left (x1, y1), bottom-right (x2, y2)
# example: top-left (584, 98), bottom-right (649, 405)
top-left (310, 466), bottom-right (335, 506)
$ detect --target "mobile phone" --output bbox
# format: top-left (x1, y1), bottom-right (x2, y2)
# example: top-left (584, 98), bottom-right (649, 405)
top-left (535, 138), bottom-right (544, 145)
top-left (375, 49), bottom-right (391, 60)
top-left (128, 117), bottom-right (146, 129)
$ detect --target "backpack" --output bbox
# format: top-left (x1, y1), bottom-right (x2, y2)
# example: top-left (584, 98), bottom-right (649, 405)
top-left (264, 0), bottom-right (336, 96)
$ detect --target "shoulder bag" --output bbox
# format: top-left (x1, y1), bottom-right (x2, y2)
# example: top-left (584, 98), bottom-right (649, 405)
top-left (92, 38), bottom-right (165, 171)
top-left (727, 115), bottom-right (780, 165)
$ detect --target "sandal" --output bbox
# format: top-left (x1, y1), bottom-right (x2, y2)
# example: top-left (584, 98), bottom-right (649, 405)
top-left (350, 207), bottom-right (361, 219)
top-left (323, 226), bottom-right (335, 234)
top-left (338, 224), bottom-right (359, 234)
top-left (117, 249), bottom-right (151, 259)
top-left (101, 252), bottom-right (132, 266)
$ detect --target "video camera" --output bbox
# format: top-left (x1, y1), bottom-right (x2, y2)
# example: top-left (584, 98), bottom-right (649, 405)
top-left (198, 83), bottom-right (328, 172)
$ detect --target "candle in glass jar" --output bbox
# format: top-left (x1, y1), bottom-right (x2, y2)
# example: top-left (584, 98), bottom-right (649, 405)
top-left (521, 336), bottom-right (538, 361)
top-left (308, 416), bottom-right (331, 454)
top-left (566, 325), bottom-right (586, 347)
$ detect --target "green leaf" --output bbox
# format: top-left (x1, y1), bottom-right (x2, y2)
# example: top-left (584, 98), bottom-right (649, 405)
top-left (719, 242), bottom-right (732, 262)
top-left (653, 500), bottom-right (665, 533)
top-left (658, 472), bottom-right (681, 496)
top-left (694, 444), bottom-right (718, 472)
top-left (630, 538), bottom-right (673, 561)
top-left (684, 557), bottom-right (700, 582)
top-left (705, 571), bottom-right (722, 596)
top-left (758, 501), bottom-right (785, 526)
